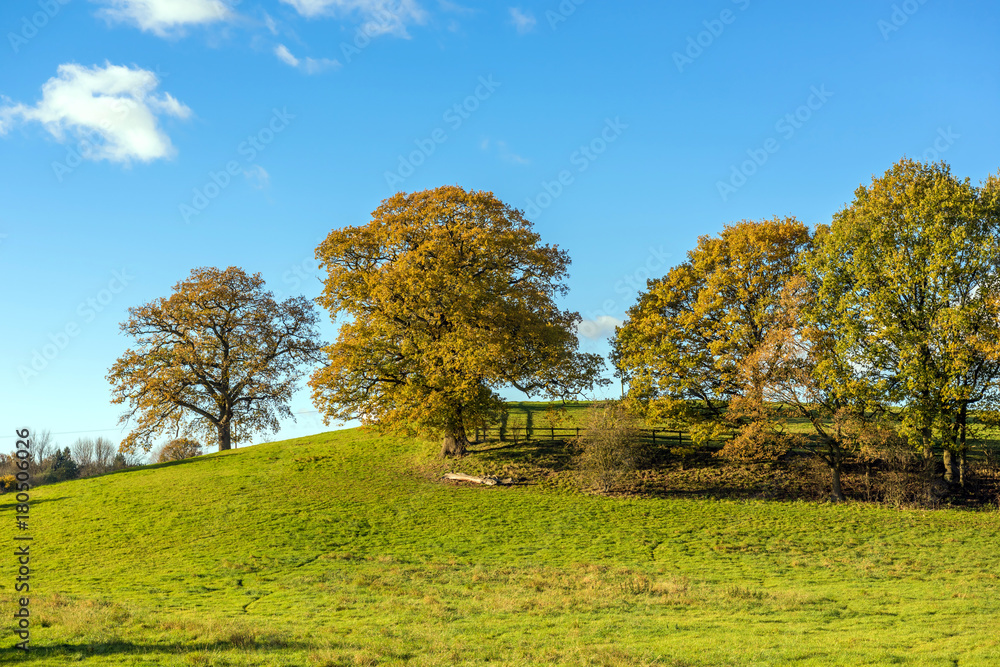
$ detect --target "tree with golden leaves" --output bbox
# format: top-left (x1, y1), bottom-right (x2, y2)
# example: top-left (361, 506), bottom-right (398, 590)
top-left (108, 267), bottom-right (324, 453)
top-left (611, 217), bottom-right (812, 461)
top-left (309, 186), bottom-right (607, 457)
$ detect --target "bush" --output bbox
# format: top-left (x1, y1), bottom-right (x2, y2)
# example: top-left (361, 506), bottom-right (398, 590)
top-left (575, 402), bottom-right (650, 493)
top-left (158, 438), bottom-right (203, 463)
top-left (42, 448), bottom-right (80, 484)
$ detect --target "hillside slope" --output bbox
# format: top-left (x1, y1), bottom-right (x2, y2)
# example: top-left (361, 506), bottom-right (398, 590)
top-left (3, 427), bottom-right (1000, 666)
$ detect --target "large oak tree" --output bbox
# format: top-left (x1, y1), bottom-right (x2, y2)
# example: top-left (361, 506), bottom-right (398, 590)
top-left (611, 217), bottom-right (812, 460)
top-left (809, 159), bottom-right (1000, 483)
top-left (108, 266), bottom-right (324, 453)
top-left (308, 186), bottom-right (606, 457)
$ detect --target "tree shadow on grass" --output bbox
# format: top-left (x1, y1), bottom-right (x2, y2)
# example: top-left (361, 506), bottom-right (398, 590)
top-left (467, 438), bottom-right (576, 472)
top-left (7, 639), bottom-right (319, 662)
top-left (0, 495), bottom-right (68, 511)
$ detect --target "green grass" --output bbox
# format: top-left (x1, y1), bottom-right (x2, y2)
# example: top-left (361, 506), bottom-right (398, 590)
top-left (3, 420), bottom-right (1000, 665)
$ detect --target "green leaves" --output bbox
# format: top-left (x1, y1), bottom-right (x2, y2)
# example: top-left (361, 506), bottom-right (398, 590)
top-left (809, 159), bottom-right (1000, 455)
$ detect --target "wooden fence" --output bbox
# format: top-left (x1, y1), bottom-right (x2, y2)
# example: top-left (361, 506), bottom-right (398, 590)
top-left (471, 425), bottom-right (690, 445)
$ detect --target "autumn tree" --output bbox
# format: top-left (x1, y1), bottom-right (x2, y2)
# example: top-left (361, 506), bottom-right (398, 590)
top-left (809, 159), bottom-right (1000, 484)
top-left (611, 217), bottom-right (812, 460)
top-left (158, 438), bottom-right (203, 462)
top-left (309, 186), bottom-right (607, 457)
top-left (751, 274), bottom-right (897, 500)
top-left (108, 267), bottom-right (324, 453)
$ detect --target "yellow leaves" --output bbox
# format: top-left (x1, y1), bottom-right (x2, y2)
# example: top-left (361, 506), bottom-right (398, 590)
top-left (614, 217), bottom-right (809, 408)
top-left (108, 266), bottom-right (323, 452)
top-left (309, 186), bottom-right (605, 437)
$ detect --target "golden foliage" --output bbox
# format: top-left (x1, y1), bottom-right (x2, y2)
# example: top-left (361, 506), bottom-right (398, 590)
top-left (108, 266), bottom-right (324, 453)
top-left (308, 186), bottom-right (606, 451)
top-left (612, 216), bottom-right (811, 460)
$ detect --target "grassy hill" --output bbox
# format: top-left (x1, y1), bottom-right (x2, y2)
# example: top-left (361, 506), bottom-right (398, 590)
top-left (3, 417), bottom-right (1000, 666)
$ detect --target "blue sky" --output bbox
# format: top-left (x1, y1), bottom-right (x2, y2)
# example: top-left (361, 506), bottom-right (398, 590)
top-left (2, 0), bottom-right (998, 455)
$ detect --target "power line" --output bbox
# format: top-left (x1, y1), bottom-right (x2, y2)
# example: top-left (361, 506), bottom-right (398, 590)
top-left (1, 414), bottom-right (325, 439)
top-left (0, 427), bottom-right (124, 439)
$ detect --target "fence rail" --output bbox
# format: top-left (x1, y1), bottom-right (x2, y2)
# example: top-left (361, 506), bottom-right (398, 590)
top-left (471, 425), bottom-right (694, 445)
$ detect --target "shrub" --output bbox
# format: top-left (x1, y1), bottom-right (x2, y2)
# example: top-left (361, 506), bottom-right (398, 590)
top-left (42, 448), bottom-right (80, 484)
top-left (158, 438), bottom-right (203, 463)
top-left (112, 453), bottom-right (128, 470)
top-left (575, 401), bottom-right (650, 492)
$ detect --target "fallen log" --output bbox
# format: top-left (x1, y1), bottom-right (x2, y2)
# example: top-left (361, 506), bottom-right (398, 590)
top-left (443, 473), bottom-right (513, 486)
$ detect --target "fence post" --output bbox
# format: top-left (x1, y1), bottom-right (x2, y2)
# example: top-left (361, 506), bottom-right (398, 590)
top-left (551, 427), bottom-right (555, 441)
top-left (652, 429), bottom-right (656, 445)
top-left (678, 430), bottom-right (681, 444)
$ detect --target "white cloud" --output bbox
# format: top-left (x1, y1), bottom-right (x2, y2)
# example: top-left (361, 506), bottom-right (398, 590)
top-left (303, 56), bottom-right (341, 74)
top-left (438, 0), bottom-right (474, 15)
top-left (480, 137), bottom-right (530, 165)
top-left (0, 62), bottom-right (191, 164)
top-left (577, 316), bottom-right (623, 340)
top-left (263, 12), bottom-right (279, 34)
top-left (274, 44), bottom-right (300, 67)
top-left (279, 0), bottom-right (426, 37)
top-left (508, 7), bottom-right (536, 34)
top-left (94, 0), bottom-right (233, 36)
top-left (274, 44), bottom-right (341, 73)
top-left (244, 165), bottom-right (270, 190)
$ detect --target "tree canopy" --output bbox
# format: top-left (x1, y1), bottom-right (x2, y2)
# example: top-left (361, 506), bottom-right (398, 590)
top-left (309, 185), bottom-right (606, 456)
top-left (612, 217), bottom-right (811, 460)
top-left (808, 159), bottom-right (1000, 482)
top-left (108, 266), bottom-right (324, 453)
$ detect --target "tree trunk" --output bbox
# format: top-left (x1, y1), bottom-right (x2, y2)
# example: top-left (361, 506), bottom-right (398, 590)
top-left (958, 402), bottom-right (968, 488)
top-left (218, 421), bottom-right (232, 451)
top-left (921, 426), bottom-right (934, 461)
top-left (440, 417), bottom-right (470, 458)
top-left (830, 461), bottom-right (845, 502)
top-left (943, 448), bottom-right (956, 485)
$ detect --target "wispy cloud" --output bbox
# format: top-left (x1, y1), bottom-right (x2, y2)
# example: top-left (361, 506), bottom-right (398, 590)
top-left (0, 62), bottom-right (191, 163)
top-left (93, 0), bottom-right (233, 36)
top-left (244, 164), bottom-right (270, 190)
top-left (274, 44), bottom-right (341, 73)
top-left (438, 0), bottom-right (474, 15)
top-left (275, 44), bottom-right (300, 67)
top-left (577, 316), bottom-right (623, 340)
top-left (279, 0), bottom-right (426, 38)
top-left (508, 7), bottom-right (536, 34)
top-left (481, 138), bottom-right (530, 165)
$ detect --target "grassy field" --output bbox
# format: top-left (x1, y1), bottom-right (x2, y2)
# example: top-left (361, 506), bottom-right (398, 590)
top-left (3, 408), bottom-right (1000, 665)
